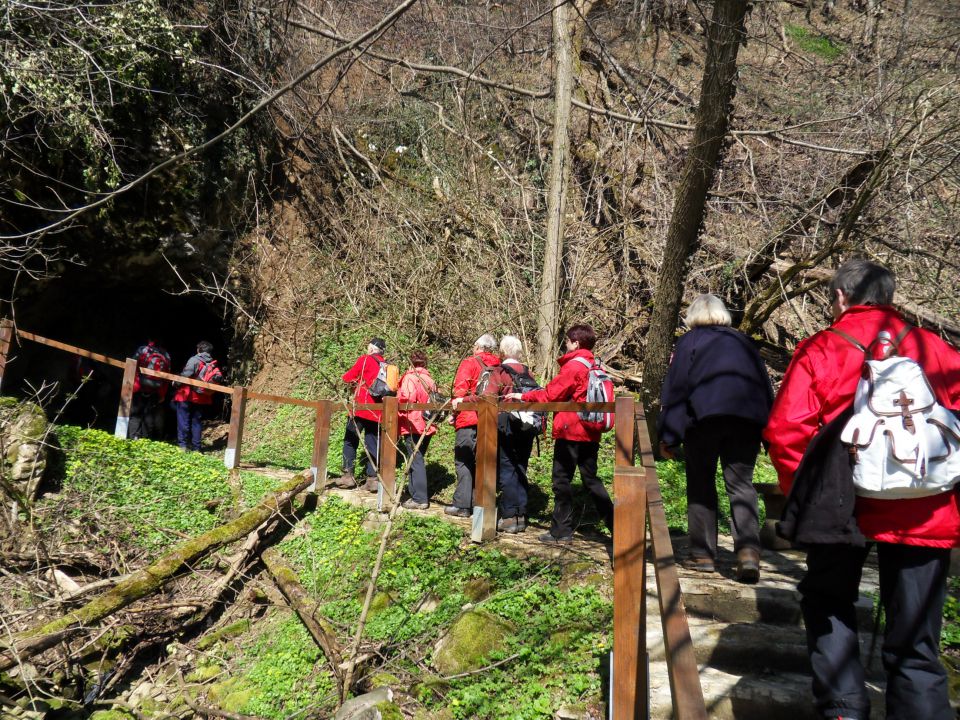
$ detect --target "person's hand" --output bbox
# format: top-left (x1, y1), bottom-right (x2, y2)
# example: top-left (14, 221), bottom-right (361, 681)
top-left (451, 397), bottom-right (464, 409)
top-left (659, 442), bottom-right (676, 460)
top-left (504, 392), bottom-right (522, 401)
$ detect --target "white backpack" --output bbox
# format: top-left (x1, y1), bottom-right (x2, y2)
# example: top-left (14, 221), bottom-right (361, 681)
top-left (833, 326), bottom-right (960, 499)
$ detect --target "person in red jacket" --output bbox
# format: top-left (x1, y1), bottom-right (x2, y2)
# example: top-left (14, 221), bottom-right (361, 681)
top-left (446, 334), bottom-right (505, 517)
top-left (396, 350), bottom-right (439, 510)
top-left (764, 259), bottom-right (960, 720)
top-left (335, 338), bottom-right (386, 493)
top-left (506, 324), bottom-right (614, 544)
top-left (171, 341), bottom-right (218, 451)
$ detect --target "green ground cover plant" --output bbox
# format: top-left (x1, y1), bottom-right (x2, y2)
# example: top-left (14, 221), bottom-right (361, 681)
top-left (785, 24), bottom-right (845, 61)
top-left (54, 426), bottom-right (233, 550)
top-left (236, 496), bottom-right (612, 719)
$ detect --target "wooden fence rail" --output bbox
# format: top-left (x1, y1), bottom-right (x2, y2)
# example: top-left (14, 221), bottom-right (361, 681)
top-left (0, 320), bottom-right (707, 719)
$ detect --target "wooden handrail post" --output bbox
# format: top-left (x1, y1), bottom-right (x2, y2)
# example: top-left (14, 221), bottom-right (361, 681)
top-left (612, 394), bottom-right (647, 720)
top-left (225, 386), bottom-right (248, 469)
top-left (309, 400), bottom-right (332, 492)
top-left (114, 358), bottom-right (138, 439)
top-left (471, 399), bottom-right (498, 543)
top-left (378, 395), bottom-right (399, 511)
top-left (635, 408), bottom-right (707, 720)
top-left (0, 319), bottom-right (13, 393)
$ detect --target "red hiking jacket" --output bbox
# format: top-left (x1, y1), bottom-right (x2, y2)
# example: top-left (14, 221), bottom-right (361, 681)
top-left (342, 353), bottom-right (384, 423)
top-left (764, 305), bottom-right (960, 548)
top-left (521, 349), bottom-right (601, 443)
top-left (397, 367), bottom-right (438, 437)
top-left (452, 352), bottom-right (504, 429)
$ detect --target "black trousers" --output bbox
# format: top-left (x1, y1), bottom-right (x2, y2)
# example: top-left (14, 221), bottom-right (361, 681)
top-left (550, 439), bottom-right (613, 537)
top-left (800, 542), bottom-right (952, 720)
top-left (497, 428), bottom-right (535, 519)
top-left (403, 434), bottom-right (432, 504)
top-left (129, 392), bottom-right (166, 440)
top-left (452, 427), bottom-right (477, 509)
top-left (683, 416), bottom-right (761, 559)
top-left (342, 416), bottom-right (380, 477)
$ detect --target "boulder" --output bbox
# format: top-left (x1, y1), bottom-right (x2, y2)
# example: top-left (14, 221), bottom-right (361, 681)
top-left (432, 609), bottom-right (514, 676)
top-left (0, 398), bottom-right (49, 500)
top-left (334, 687), bottom-right (394, 720)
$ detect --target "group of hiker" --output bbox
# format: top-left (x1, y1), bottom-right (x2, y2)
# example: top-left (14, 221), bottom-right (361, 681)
top-left (118, 257), bottom-right (957, 720)
top-left (658, 259), bottom-right (960, 720)
top-left (127, 340), bottom-right (223, 451)
top-left (333, 326), bottom-right (615, 544)
top-left (332, 259), bottom-right (959, 720)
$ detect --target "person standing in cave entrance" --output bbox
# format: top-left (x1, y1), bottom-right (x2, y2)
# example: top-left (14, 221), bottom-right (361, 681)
top-left (334, 338), bottom-right (386, 493)
top-left (129, 340), bottom-right (172, 441)
top-left (171, 341), bottom-right (221, 452)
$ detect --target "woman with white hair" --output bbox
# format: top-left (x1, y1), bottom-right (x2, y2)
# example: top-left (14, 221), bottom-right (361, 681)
top-left (495, 335), bottom-right (543, 533)
top-left (657, 294), bottom-right (773, 583)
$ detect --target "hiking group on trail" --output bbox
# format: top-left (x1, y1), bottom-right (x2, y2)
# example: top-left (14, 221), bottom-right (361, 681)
top-left (334, 325), bottom-right (616, 545)
top-left (332, 259), bottom-right (960, 720)
top-left (117, 258), bottom-right (959, 720)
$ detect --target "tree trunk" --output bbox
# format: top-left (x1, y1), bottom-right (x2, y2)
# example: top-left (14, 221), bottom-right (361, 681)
top-left (262, 546), bottom-right (344, 686)
top-left (534, 0), bottom-right (575, 381)
top-left (639, 0), bottom-right (750, 438)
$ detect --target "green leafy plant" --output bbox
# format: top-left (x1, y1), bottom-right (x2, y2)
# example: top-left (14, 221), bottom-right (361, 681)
top-left (785, 25), bottom-right (845, 61)
top-left (54, 426), bottom-right (232, 549)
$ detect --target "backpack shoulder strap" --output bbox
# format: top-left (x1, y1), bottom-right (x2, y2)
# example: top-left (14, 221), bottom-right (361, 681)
top-left (827, 328), bottom-right (868, 353)
top-left (501, 363), bottom-right (521, 378)
top-left (572, 356), bottom-right (593, 370)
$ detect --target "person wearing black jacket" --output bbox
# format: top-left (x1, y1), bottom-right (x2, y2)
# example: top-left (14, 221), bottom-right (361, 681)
top-left (658, 294), bottom-right (774, 582)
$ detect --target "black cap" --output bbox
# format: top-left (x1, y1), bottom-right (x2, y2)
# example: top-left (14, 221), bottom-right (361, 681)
top-left (370, 337), bottom-right (386, 352)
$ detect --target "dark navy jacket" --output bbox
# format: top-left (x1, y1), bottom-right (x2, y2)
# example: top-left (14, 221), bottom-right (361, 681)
top-left (657, 326), bottom-right (773, 448)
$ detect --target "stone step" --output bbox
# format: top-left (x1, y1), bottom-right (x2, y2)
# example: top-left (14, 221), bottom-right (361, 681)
top-left (646, 617), bottom-right (886, 677)
top-left (647, 574), bottom-right (877, 629)
top-left (646, 660), bottom-right (885, 720)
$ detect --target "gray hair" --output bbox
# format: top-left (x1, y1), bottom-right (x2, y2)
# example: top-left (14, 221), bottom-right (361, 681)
top-left (685, 294), bottom-right (732, 328)
top-left (367, 343), bottom-right (383, 355)
top-left (830, 259), bottom-right (895, 306)
top-left (499, 335), bottom-right (523, 360)
top-left (473, 334), bottom-right (497, 352)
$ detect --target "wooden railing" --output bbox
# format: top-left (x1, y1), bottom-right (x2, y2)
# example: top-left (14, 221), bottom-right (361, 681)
top-left (0, 320), bottom-right (707, 719)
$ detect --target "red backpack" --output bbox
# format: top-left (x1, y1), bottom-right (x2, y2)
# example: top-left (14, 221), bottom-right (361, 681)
top-left (193, 359), bottom-right (223, 394)
top-left (135, 343), bottom-right (171, 393)
top-left (573, 357), bottom-right (615, 432)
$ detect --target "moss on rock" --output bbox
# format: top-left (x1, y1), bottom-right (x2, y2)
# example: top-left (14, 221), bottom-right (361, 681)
top-left (432, 609), bottom-right (514, 676)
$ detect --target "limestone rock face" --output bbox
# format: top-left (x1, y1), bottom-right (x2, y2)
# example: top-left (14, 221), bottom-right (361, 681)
top-left (0, 398), bottom-right (49, 500)
top-left (431, 609), bottom-right (514, 676)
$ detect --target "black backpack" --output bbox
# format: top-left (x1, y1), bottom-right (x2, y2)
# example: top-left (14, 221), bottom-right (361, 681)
top-left (501, 363), bottom-right (547, 433)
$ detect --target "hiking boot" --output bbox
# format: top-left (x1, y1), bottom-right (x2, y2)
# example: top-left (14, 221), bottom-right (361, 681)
top-left (333, 472), bottom-right (357, 489)
top-left (736, 547), bottom-right (761, 584)
top-left (538, 531), bottom-right (573, 544)
top-left (402, 499), bottom-right (429, 510)
top-left (444, 505), bottom-right (471, 518)
top-left (364, 476), bottom-right (379, 493)
top-left (497, 516), bottom-right (526, 534)
top-left (681, 554), bottom-right (717, 573)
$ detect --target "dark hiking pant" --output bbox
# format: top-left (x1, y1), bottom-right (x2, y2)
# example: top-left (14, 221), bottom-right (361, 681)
top-left (130, 392), bottom-right (166, 440)
top-left (451, 427), bottom-right (477, 510)
top-left (800, 542), bottom-right (952, 720)
top-left (175, 401), bottom-right (206, 451)
top-left (497, 428), bottom-right (535, 519)
top-left (550, 439), bottom-right (613, 538)
top-left (404, 434), bottom-right (432, 504)
top-left (342, 416), bottom-right (380, 478)
top-left (683, 416), bottom-right (761, 559)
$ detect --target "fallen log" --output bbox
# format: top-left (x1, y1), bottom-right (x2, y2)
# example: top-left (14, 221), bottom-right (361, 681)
top-left (0, 470), bottom-right (313, 673)
top-left (262, 547), bottom-right (344, 685)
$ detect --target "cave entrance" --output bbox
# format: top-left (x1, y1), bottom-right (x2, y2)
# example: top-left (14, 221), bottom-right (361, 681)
top-left (6, 269), bottom-right (232, 434)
